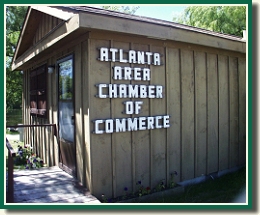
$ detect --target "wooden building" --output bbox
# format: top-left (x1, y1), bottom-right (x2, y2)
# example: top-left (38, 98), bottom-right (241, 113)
top-left (11, 6), bottom-right (247, 200)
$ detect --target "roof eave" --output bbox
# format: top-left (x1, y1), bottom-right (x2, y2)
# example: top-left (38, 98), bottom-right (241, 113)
top-left (12, 7), bottom-right (32, 68)
top-left (31, 6), bottom-right (75, 21)
top-left (12, 6), bottom-right (246, 71)
top-left (12, 14), bottom-right (80, 71)
top-left (78, 11), bottom-right (246, 54)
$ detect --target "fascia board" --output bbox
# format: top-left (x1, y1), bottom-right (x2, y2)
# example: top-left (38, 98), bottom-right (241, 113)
top-left (31, 6), bottom-right (75, 21)
top-left (79, 12), bottom-right (246, 54)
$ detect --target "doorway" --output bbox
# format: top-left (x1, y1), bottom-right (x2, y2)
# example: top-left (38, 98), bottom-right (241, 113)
top-left (57, 55), bottom-right (76, 176)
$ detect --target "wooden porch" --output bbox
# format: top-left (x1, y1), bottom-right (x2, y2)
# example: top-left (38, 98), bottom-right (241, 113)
top-left (6, 124), bottom-right (100, 204)
top-left (7, 166), bottom-right (100, 204)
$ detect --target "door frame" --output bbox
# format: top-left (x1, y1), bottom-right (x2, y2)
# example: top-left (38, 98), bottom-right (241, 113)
top-left (56, 54), bottom-right (76, 176)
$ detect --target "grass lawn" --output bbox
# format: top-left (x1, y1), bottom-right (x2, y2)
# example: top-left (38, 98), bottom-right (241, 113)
top-left (6, 129), bottom-right (20, 135)
top-left (140, 167), bottom-right (246, 203)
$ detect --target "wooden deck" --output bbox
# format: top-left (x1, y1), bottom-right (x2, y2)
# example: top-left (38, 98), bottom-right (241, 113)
top-left (10, 166), bottom-right (100, 204)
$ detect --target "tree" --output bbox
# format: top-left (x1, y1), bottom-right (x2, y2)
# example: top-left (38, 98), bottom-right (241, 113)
top-left (173, 6), bottom-right (246, 37)
top-left (6, 6), bottom-right (28, 112)
top-left (101, 6), bottom-right (139, 15)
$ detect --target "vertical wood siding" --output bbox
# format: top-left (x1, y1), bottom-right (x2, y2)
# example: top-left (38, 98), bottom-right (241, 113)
top-left (218, 55), bottom-right (230, 171)
top-left (207, 53), bottom-right (219, 173)
top-left (88, 35), bottom-right (246, 199)
top-left (131, 43), bottom-right (151, 194)
top-left (23, 60), bottom-right (59, 168)
top-left (22, 31), bottom-right (246, 201)
top-left (194, 51), bottom-right (207, 177)
top-left (166, 48), bottom-right (181, 183)
top-left (89, 39), bottom-right (114, 198)
top-left (238, 58), bottom-right (246, 165)
top-left (180, 49), bottom-right (195, 181)
top-left (33, 14), bottom-right (63, 45)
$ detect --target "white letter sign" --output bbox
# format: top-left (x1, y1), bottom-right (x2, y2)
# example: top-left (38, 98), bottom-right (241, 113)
top-left (94, 47), bottom-right (170, 134)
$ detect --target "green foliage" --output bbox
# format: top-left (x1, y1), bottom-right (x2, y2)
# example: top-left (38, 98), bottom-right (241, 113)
top-left (101, 6), bottom-right (139, 14)
top-left (15, 144), bottom-right (44, 169)
top-left (6, 128), bottom-right (19, 135)
top-left (6, 6), bottom-right (28, 112)
top-left (173, 6), bottom-right (246, 37)
top-left (6, 6), bottom-right (27, 57)
top-left (59, 59), bottom-right (73, 100)
top-left (169, 171), bottom-right (178, 188)
top-left (6, 109), bottom-right (22, 125)
top-left (15, 144), bottom-right (32, 165)
top-left (5, 67), bottom-right (23, 112)
top-left (59, 75), bottom-right (73, 99)
top-left (136, 181), bottom-right (151, 197)
top-left (155, 180), bottom-right (166, 192)
top-left (101, 194), bottom-right (108, 203)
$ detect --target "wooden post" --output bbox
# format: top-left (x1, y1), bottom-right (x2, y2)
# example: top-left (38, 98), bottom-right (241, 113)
top-left (6, 138), bottom-right (16, 203)
top-left (7, 150), bottom-right (14, 203)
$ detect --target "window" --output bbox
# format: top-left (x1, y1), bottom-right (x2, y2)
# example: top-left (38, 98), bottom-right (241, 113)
top-left (58, 56), bottom-right (74, 142)
top-left (30, 64), bottom-right (47, 118)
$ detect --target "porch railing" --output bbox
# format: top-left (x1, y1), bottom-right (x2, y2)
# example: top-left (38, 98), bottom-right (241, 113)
top-left (5, 124), bottom-right (58, 203)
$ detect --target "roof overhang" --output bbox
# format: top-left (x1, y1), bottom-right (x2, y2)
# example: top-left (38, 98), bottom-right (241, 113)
top-left (12, 7), bottom-right (79, 71)
top-left (12, 6), bottom-right (246, 71)
top-left (31, 6), bottom-right (75, 21)
top-left (78, 11), bottom-right (246, 54)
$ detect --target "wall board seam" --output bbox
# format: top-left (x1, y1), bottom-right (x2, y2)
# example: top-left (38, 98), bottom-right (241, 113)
top-left (179, 48), bottom-right (183, 180)
top-left (236, 58), bottom-right (240, 166)
top-left (130, 41), bottom-right (136, 193)
top-left (86, 38), bottom-right (92, 192)
top-left (193, 50), bottom-right (196, 179)
top-left (228, 56), bottom-right (231, 168)
top-left (217, 54), bottom-right (220, 172)
top-left (80, 40), bottom-right (86, 187)
top-left (110, 39), bottom-right (116, 198)
top-left (148, 44), bottom-right (152, 189)
top-left (165, 46), bottom-right (169, 186)
top-left (205, 53), bottom-right (209, 175)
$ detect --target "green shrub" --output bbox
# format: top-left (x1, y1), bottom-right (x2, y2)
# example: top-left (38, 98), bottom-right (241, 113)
top-left (15, 145), bottom-right (44, 169)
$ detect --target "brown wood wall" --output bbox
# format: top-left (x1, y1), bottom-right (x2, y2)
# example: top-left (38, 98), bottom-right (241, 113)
top-left (88, 32), bottom-right (246, 199)
top-left (33, 13), bottom-right (63, 46)
top-left (22, 29), bottom-right (246, 200)
top-left (23, 69), bottom-right (59, 167)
